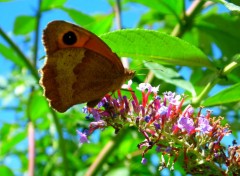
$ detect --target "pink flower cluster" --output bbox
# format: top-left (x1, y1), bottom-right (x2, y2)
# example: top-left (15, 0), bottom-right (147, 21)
top-left (77, 81), bottom-right (238, 175)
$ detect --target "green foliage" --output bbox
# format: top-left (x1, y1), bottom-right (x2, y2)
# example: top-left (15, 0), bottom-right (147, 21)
top-left (100, 29), bottom-right (214, 68)
top-left (0, 0), bottom-right (240, 175)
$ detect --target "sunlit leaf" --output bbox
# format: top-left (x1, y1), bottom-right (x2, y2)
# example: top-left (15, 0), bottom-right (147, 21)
top-left (0, 43), bottom-right (25, 67)
top-left (100, 29), bottom-right (214, 69)
top-left (0, 166), bottom-right (14, 176)
top-left (203, 82), bottom-right (240, 106)
top-left (212, 0), bottom-right (240, 12)
top-left (13, 16), bottom-right (36, 35)
top-left (1, 130), bottom-right (27, 155)
top-left (130, 0), bottom-right (183, 16)
top-left (27, 90), bottom-right (49, 120)
top-left (61, 7), bottom-right (95, 26)
top-left (88, 14), bottom-right (114, 35)
top-left (196, 13), bottom-right (240, 58)
top-left (144, 62), bottom-right (196, 96)
top-left (41, 0), bottom-right (67, 11)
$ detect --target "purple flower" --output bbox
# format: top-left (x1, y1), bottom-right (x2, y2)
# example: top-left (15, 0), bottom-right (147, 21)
top-left (158, 105), bottom-right (168, 115)
top-left (82, 106), bottom-right (88, 114)
top-left (183, 105), bottom-right (194, 118)
top-left (156, 145), bottom-right (161, 152)
top-left (90, 109), bottom-right (101, 121)
top-left (177, 115), bottom-right (195, 134)
top-left (141, 157), bottom-right (147, 164)
top-left (78, 81), bottom-right (232, 172)
top-left (121, 80), bottom-right (133, 89)
top-left (163, 91), bottom-right (175, 101)
top-left (165, 147), bottom-right (172, 153)
top-left (76, 130), bottom-right (89, 144)
top-left (144, 115), bottom-right (151, 123)
top-left (196, 115), bottom-right (213, 134)
top-left (154, 122), bottom-right (161, 129)
top-left (163, 91), bottom-right (181, 106)
top-left (137, 83), bottom-right (151, 92)
top-left (152, 85), bottom-right (160, 94)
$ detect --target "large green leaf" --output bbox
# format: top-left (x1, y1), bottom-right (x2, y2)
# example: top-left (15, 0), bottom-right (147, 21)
top-left (203, 82), bottom-right (240, 106)
top-left (13, 16), bottom-right (36, 35)
top-left (100, 29), bottom-right (214, 69)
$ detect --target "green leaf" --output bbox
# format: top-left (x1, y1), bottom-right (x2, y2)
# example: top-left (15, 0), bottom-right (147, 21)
top-left (27, 90), bottom-right (49, 120)
top-left (212, 0), bottom-right (240, 12)
top-left (13, 16), bottom-right (36, 35)
top-left (130, 0), bottom-right (182, 16)
top-left (203, 82), bottom-right (240, 106)
top-left (106, 167), bottom-right (130, 176)
top-left (196, 13), bottom-right (240, 58)
top-left (144, 62), bottom-right (196, 96)
top-left (100, 29), bottom-right (214, 69)
top-left (61, 7), bottom-right (95, 26)
top-left (1, 130), bottom-right (27, 155)
top-left (60, 8), bottom-right (114, 34)
top-left (41, 0), bottom-right (67, 11)
top-left (0, 166), bottom-right (14, 176)
top-left (0, 43), bottom-right (25, 67)
top-left (88, 14), bottom-right (114, 35)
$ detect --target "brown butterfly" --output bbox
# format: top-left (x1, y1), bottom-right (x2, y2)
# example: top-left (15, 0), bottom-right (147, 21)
top-left (40, 20), bottom-right (135, 112)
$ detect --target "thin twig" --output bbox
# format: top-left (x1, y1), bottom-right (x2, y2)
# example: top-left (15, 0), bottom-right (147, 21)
top-left (0, 28), bottom-right (39, 81)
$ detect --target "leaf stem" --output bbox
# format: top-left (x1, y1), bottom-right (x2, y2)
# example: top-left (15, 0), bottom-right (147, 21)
top-left (192, 77), bottom-right (219, 106)
top-left (171, 0), bottom-right (206, 37)
top-left (223, 60), bottom-right (240, 75)
top-left (192, 57), bottom-right (240, 105)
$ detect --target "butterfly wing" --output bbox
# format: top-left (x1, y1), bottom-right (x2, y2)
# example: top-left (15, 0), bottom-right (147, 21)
top-left (40, 48), bottom-right (126, 112)
top-left (42, 20), bottom-right (124, 72)
top-left (40, 20), bottom-right (134, 112)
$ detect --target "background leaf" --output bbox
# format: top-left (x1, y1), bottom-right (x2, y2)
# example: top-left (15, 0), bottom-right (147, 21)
top-left (144, 62), bottom-right (196, 96)
top-left (13, 16), bottom-right (36, 35)
top-left (203, 82), bottom-right (240, 106)
top-left (0, 43), bottom-right (25, 67)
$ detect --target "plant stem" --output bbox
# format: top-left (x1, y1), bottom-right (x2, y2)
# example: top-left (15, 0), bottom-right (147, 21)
top-left (192, 59), bottom-right (240, 105)
top-left (85, 128), bottom-right (128, 176)
top-left (0, 28), bottom-right (39, 81)
top-left (32, 0), bottom-right (42, 68)
top-left (51, 109), bottom-right (69, 176)
top-left (28, 122), bottom-right (35, 176)
top-left (192, 77), bottom-right (219, 106)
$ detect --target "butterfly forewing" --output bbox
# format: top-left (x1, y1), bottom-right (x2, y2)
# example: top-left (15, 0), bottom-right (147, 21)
top-left (40, 20), bottom-right (135, 112)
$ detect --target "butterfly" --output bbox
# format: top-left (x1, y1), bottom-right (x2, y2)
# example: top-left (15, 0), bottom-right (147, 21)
top-left (40, 20), bottom-right (135, 112)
